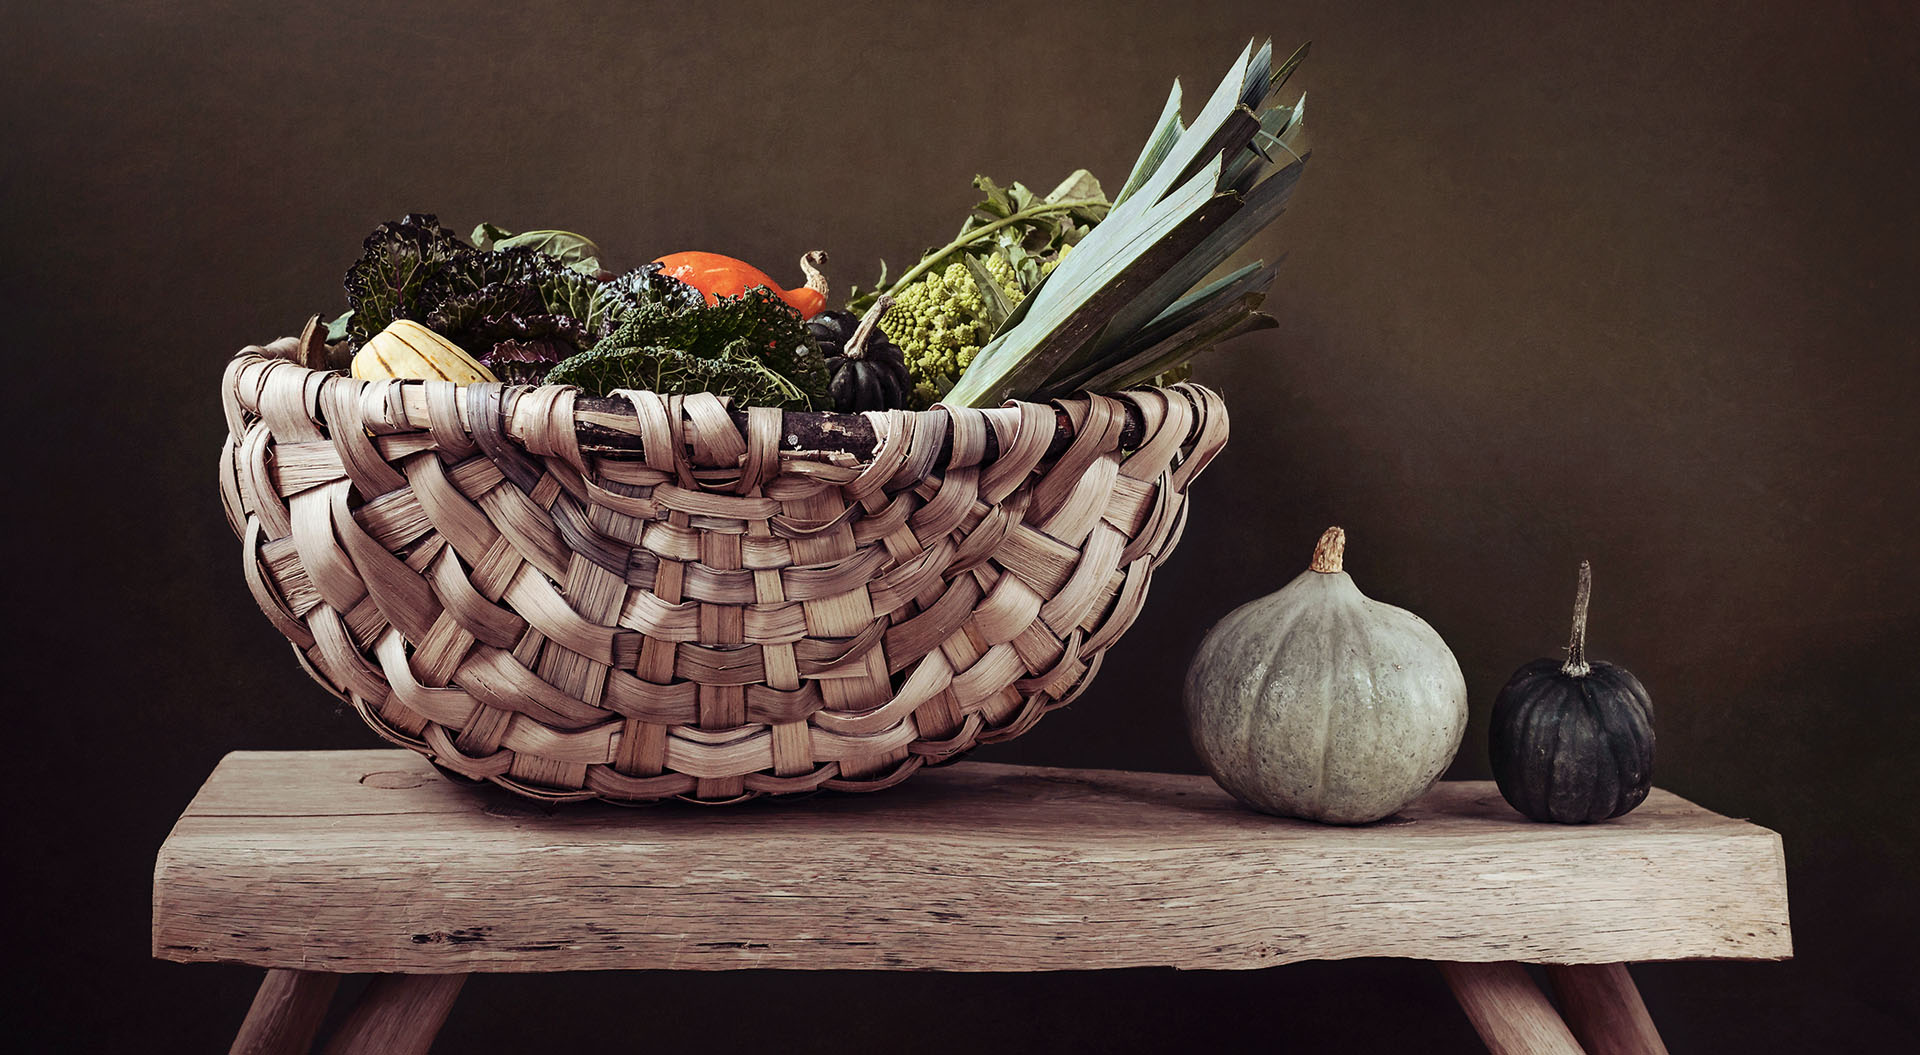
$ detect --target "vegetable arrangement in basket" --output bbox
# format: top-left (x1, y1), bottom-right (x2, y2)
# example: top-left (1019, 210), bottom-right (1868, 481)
top-left (325, 39), bottom-right (1309, 411)
top-left (220, 37), bottom-right (1305, 806)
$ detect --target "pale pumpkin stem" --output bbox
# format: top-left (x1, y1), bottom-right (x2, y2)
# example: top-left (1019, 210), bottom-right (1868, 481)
top-left (844, 294), bottom-right (894, 363)
top-left (1563, 560), bottom-right (1593, 677)
top-left (1309, 526), bottom-right (1345, 574)
top-left (801, 251), bottom-right (829, 295)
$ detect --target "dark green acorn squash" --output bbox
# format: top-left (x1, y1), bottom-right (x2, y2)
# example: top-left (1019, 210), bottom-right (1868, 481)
top-left (808, 300), bottom-right (910, 412)
top-left (1489, 561), bottom-right (1655, 824)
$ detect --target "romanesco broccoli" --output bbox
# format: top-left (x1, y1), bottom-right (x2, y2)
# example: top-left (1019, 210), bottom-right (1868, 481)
top-left (884, 255), bottom-right (1027, 407)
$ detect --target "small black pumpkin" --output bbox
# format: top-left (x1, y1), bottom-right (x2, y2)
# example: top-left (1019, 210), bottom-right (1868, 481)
top-left (808, 296), bottom-right (910, 412)
top-left (1489, 561), bottom-right (1655, 823)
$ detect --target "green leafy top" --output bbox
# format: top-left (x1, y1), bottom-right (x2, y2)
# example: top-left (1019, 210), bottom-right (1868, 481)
top-left (848, 170), bottom-right (1109, 315)
top-left (943, 39), bottom-right (1310, 406)
top-left (953, 170), bottom-right (1108, 292)
top-left (470, 223), bottom-right (606, 277)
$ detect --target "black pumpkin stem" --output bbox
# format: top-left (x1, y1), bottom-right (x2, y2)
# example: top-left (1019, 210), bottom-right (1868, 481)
top-left (844, 294), bottom-right (894, 363)
top-left (1563, 559), bottom-right (1593, 677)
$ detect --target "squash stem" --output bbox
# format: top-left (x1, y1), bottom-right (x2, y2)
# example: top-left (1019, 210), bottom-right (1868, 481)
top-left (845, 295), bottom-right (894, 362)
top-left (1309, 526), bottom-right (1345, 574)
top-left (1563, 560), bottom-right (1593, 677)
top-left (801, 251), bottom-right (829, 295)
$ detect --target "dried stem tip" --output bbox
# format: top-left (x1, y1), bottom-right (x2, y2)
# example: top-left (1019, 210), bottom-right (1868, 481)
top-left (844, 294), bottom-right (894, 362)
top-left (1309, 526), bottom-right (1346, 574)
top-left (296, 314), bottom-right (328, 372)
top-left (801, 250), bottom-right (829, 295)
top-left (1562, 560), bottom-right (1594, 677)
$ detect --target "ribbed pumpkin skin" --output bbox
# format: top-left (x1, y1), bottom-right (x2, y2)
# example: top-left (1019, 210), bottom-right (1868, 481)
top-left (1184, 569), bottom-right (1468, 824)
top-left (1489, 659), bottom-right (1654, 823)
top-left (828, 356), bottom-right (908, 412)
top-left (809, 310), bottom-right (911, 412)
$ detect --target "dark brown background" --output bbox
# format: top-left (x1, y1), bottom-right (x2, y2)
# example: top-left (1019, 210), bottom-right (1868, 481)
top-left (6, 0), bottom-right (1915, 1049)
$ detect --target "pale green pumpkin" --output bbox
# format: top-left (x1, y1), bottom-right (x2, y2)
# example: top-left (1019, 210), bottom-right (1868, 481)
top-left (1184, 527), bottom-right (1468, 824)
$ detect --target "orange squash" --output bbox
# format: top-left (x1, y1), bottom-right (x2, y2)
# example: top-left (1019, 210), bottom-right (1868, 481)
top-left (653, 250), bottom-right (828, 318)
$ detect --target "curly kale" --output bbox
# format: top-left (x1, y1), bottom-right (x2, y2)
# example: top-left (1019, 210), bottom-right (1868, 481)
top-left (545, 344), bottom-right (815, 408)
top-left (598, 261), bottom-right (708, 318)
top-left (602, 287), bottom-right (824, 388)
top-left (546, 287), bottom-right (831, 407)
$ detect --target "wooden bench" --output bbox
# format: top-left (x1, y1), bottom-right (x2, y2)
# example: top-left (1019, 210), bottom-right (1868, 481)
top-left (153, 750), bottom-right (1791, 1054)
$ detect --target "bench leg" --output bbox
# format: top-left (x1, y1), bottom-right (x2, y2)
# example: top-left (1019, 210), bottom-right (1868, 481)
top-left (320, 973), bottom-right (467, 1055)
top-left (231, 968), bottom-right (340, 1055)
top-left (1439, 961), bottom-right (1584, 1055)
top-left (1545, 963), bottom-right (1669, 1055)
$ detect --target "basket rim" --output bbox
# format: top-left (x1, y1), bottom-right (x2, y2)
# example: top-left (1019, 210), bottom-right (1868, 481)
top-left (227, 341), bottom-right (1218, 468)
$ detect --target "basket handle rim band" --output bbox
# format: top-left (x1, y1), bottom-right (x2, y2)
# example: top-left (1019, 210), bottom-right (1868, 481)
top-left (227, 349), bottom-right (1225, 470)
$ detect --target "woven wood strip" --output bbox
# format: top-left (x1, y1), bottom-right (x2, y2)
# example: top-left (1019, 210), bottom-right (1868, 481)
top-left (220, 343), bottom-right (1229, 802)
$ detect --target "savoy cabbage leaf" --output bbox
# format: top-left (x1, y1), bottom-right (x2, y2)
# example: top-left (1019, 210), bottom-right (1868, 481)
top-left (544, 286), bottom-right (830, 407)
top-left (342, 214), bottom-right (468, 344)
top-left (544, 343), bottom-right (813, 408)
top-left (591, 286), bottom-right (829, 405)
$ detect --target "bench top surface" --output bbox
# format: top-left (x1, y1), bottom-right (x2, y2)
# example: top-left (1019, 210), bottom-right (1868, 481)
top-left (153, 750), bottom-right (1790, 973)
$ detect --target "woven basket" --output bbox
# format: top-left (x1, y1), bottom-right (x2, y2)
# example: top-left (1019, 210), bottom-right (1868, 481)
top-left (218, 339), bottom-right (1228, 803)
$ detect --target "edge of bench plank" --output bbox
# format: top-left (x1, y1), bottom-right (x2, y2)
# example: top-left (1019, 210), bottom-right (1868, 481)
top-left (154, 750), bottom-right (1792, 973)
